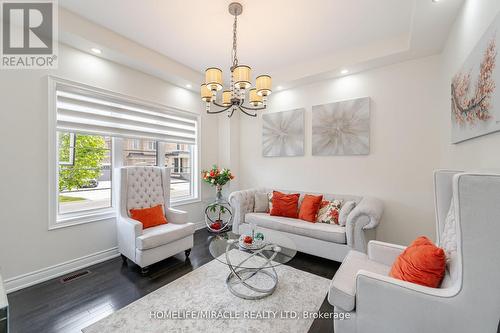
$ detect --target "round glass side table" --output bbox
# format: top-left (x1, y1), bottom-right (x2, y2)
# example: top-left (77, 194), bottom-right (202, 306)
top-left (209, 231), bottom-right (297, 300)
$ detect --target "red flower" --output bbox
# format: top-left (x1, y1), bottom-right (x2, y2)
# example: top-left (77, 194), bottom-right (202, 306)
top-left (210, 170), bottom-right (215, 177)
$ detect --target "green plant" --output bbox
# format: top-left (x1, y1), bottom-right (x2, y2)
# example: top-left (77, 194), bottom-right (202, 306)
top-left (58, 133), bottom-right (107, 191)
top-left (209, 204), bottom-right (226, 222)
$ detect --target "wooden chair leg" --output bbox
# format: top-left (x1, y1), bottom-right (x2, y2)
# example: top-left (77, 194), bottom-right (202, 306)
top-left (140, 266), bottom-right (149, 276)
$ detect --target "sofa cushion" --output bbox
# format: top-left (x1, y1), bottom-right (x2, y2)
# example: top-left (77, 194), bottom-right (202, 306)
top-left (298, 194), bottom-right (323, 222)
top-left (328, 250), bottom-right (391, 311)
top-left (339, 201), bottom-right (356, 226)
top-left (254, 192), bottom-right (269, 213)
top-left (389, 236), bottom-right (446, 288)
top-left (129, 204), bottom-right (167, 229)
top-left (270, 191), bottom-right (300, 218)
top-left (317, 199), bottom-right (343, 224)
top-left (136, 223), bottom-right (195, 250)
top-left (245, 213), bottom-right (347, 244)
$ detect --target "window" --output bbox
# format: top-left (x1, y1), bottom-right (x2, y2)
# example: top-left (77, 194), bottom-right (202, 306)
top-left (58, 132), bottom-right (112, 215)
top-left (164, 143), bottom-right (195, 200)
top-left (123, 138), bottom-right (158, 166)
top-left (50, 77), bottom-right (199, 228)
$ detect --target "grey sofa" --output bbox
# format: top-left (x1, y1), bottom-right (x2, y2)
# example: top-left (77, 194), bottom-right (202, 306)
top-left (228, 188), bottom-right (383, 262)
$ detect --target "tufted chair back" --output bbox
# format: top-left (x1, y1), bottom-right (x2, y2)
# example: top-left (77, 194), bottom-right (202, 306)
top-left (120, 166), bottom-right (171, 217)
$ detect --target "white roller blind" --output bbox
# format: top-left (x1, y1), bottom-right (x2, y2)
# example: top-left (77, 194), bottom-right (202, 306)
top-left (55, 83), bottom-right (197, 144)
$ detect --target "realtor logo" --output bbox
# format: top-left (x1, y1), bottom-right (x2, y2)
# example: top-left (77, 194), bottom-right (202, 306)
top-left (1, 0), bottom-right (58, 69)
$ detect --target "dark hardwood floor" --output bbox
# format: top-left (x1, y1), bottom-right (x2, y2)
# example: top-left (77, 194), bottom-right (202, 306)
top-left (7, 229), bottom-right (340, 333)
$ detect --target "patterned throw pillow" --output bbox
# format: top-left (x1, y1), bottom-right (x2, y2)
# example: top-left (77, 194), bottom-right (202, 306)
top-left (317, 199), bottom-right (343, 224)
top-left (441, 200), bottom-right (457, 261)
top-left (267, 192), bottom-right (273, 212)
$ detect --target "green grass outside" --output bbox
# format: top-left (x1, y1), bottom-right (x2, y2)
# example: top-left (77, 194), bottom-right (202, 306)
top-left (59, 195), bottom-right (86, 202)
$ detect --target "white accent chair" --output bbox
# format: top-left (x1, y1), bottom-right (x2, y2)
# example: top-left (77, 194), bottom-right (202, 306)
top-left (117, 166), bottom-right (195, 274)
top-left (328, 170), bottom-right (500, 333)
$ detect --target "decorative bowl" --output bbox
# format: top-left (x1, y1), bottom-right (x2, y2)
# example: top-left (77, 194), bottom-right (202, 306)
top-left (238, 234), bottom-right (266, 250)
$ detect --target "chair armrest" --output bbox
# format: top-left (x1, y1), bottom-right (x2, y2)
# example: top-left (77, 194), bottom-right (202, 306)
top-left (347, 196), bottom-right (383, 230)
top-left (354, 270), bottom-right (456, 332)
top-left (228, 189), bottom-right (259, 233)
top-left (367, 240), bottom-right (406, 266)
top-left (165, 207), bottom-right (188, 224)
top-left (117, 215), bottom-right (143, 260)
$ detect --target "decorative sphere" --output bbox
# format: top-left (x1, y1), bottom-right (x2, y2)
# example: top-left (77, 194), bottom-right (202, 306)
top-left (255, 232), bottom-right (264, 241)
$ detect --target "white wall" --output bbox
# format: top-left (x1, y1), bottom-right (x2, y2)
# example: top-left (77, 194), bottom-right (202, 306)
top-left (0, 44), bottom-right (219, 282)
top-left (238, 56), bottom-right (442, 245)
top-left (438, 0), bottom-right (500, 169)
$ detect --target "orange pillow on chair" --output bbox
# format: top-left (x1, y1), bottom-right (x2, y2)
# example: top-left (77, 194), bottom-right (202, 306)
top-left (389, 236), bottom-right (446, 288)
top-left (298, 194), bottom-right (324, 222)
top-left (270, 191), bottom-right (300, 218)
top-left (129, 204), bottom-right (168, 229)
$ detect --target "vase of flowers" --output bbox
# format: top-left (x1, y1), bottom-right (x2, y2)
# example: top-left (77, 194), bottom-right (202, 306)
top-left (202, 165), bottom-right (234, 233)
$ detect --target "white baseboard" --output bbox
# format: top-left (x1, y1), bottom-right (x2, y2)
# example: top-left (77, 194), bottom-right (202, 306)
top-left (5, 223), bottom-right (206, 294)
top-left (4, 247), bottom-right (120, 294)
top-left (194, 220), bottom-right (205, 230)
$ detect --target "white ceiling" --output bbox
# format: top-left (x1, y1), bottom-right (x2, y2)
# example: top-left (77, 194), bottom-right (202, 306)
top-left (59, 0), bottom-right (464, 88)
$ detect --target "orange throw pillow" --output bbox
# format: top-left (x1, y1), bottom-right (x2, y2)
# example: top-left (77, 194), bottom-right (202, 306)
top-left (298, 194), bottom-right (324, 222)
top-left (389, 236), bottom-right (446, 288)
top-left (270, 191), bottom-right (300, 218)
top-left (129, 204), bottom-right (168, 229)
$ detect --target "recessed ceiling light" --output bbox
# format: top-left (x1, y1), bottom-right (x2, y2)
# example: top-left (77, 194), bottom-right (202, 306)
top-left (276, 85), bottom-right (283, 91)
top-left (90, 48), bottom-right (102, 54)
top-left (185, 84), bottom-right (192, 89)
top-left (341, 69), bottom-right (349, 75)
top-left (432, 0), bottom-right (439, 2)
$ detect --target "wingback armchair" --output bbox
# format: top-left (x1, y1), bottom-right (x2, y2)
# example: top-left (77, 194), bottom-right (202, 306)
top-left (117, 166), bottom-right (195, 274)
top-left (328, 170), bottom-right (500, 333)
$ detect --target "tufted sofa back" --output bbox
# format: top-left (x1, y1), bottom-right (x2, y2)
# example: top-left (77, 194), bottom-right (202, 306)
top-left (258, 188), bottom-right (363, 205)
top-left (120, 166), bottom-right (171, 217)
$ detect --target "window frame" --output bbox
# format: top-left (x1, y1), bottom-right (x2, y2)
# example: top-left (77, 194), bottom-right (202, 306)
top-left (48, 76), bottom-right (201, 230)
top-left (162, 142), bottom-right (199, 206)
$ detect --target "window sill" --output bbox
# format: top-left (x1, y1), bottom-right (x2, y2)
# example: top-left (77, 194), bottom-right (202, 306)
top-left (171, 197), bottom-right (201, 208)
top-left (49, 209), bottom-right (116, 230)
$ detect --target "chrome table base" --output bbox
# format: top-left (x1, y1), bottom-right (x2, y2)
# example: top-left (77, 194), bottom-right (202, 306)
top-left (224, 240), bottom-right (280, 300)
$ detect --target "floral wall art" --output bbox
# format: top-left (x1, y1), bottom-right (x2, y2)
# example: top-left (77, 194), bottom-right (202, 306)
top-left (262, 108), bottom-right (305, 157)
top-left (312, 97), bottom-right (370, 155)
top-left (451, 12), bottom-right (499, 143)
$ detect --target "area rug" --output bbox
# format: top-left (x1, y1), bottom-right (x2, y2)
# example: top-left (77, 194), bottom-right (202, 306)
top-left (82, 251), bottom-right (330, 333)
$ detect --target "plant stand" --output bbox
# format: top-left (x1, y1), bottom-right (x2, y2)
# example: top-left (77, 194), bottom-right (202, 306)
top-left (205, 185), bottom-right (233, 233)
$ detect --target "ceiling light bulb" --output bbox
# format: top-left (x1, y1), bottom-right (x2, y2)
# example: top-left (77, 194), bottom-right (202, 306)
top-left (91, 48), bottom-right (102, 54)
top-left (341, 69), bottom-right (349, 75)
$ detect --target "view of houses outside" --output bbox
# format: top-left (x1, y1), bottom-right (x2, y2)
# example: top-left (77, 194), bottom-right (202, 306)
top-left (58, 134), bottom-right (193, 215)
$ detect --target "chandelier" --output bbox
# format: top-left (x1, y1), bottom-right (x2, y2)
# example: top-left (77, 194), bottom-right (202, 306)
top-left (200, 2), bottom-right (272, 118)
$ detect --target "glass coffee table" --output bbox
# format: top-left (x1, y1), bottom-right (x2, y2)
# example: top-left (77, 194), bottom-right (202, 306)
top-left (209, 231), bottom-right (297, 300)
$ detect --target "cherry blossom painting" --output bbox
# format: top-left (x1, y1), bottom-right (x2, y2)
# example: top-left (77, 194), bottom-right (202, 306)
top-left (312, 97), bottom-right (370, 155)
top-left (451, 12), bottom-right (499, 143)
